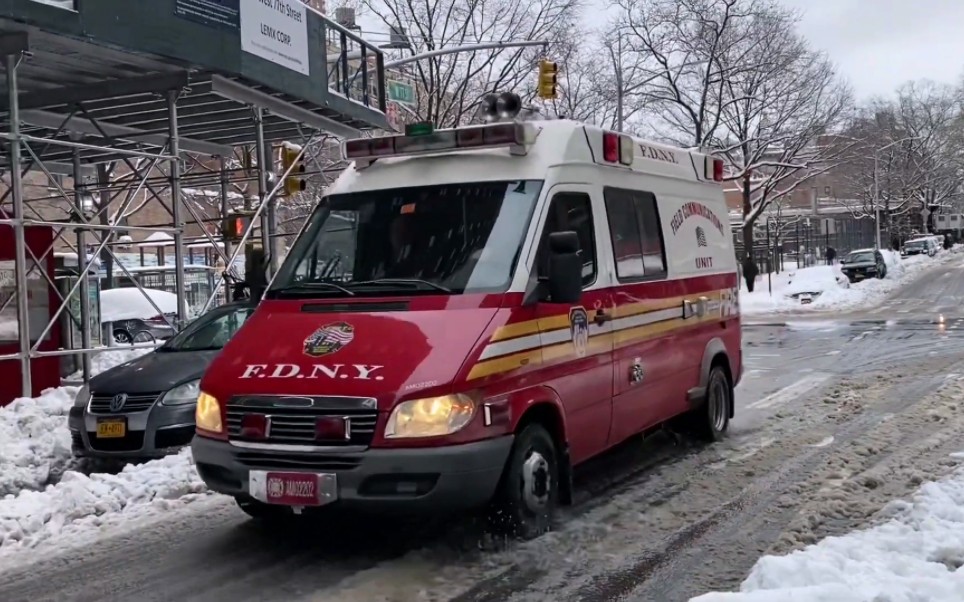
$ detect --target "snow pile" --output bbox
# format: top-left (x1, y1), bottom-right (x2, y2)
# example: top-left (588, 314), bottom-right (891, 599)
top-left (4, 349), bottom-right (151, 496)
top-left (0, 450), bottom-right (207, 554)
top-left (0, 388), bottom-right (76, 497)
top-left (691, 454), bottom-right (964, 602)
top-left (741, 251), bottom-right (953, 315)
top-left (29, 0), bottom-right (75, 8)
top-left (100, 287), bottom-right (178, 323)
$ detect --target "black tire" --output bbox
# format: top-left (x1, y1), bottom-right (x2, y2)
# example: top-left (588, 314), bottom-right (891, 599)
top-left (113, 329), bottom-right (133, 345)
top-left (686, 365), bottom-right (732, 442)
top-left (877, 264), bottom-right (886, 279)
top-left (487, 423), bottom-right (558, 540)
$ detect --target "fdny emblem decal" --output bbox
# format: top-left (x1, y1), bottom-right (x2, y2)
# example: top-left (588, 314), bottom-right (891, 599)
top-left (569, 306), bottom-right (590, 358)
top-left (304, 322), bottom-right (354, 357)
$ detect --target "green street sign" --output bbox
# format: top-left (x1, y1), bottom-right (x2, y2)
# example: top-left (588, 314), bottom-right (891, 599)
top-left (387, 80), bottom-right (416, 106)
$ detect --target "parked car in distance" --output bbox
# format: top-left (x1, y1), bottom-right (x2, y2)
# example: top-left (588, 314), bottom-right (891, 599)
top-left (101, 287), bottom-right (180, 344)
top-left (902, 237), bottom-right (938, 258)
top-left (784, 266), bottom-right (850, 304)
top-left (840, 248), bottom-right (887, 283)
top-left (70, 300), bottom-right (256, 461)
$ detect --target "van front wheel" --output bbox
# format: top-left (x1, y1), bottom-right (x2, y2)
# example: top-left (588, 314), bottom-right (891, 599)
top-left (487, 424), bottom-right (558, 540)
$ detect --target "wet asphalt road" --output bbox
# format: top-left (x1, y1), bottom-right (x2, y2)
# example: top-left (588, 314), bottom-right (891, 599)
top-left (3, 256), bottom-right (964, 602)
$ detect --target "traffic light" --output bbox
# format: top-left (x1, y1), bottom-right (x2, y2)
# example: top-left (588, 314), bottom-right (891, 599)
top-left (280, 143), bottom-right (306, 196)
top-left (221, 213), bottom-right (252, 243)
top-left (537, 59), bottom-right (559, 100)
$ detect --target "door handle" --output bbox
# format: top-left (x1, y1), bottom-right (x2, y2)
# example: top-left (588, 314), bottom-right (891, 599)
top-left (594, 309), bottom-right (611, 326)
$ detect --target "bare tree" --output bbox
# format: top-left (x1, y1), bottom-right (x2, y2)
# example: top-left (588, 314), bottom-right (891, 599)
top-left (611, 0), bottom-right (852, 261)
top-left (363, 0), bottom-right (581, 127)
top-left (838, 81), bottom-right (964, 244)
top-left (552, 35), bottom-right (619, 127)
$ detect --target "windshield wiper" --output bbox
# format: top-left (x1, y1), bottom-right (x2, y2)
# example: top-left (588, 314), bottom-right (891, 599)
top-left (349, 278), bottom-right (453, 293)
top-left (272, 282), bottom-right (356, 296)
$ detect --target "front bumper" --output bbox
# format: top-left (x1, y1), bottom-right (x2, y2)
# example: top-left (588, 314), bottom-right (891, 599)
top-left (843, 265), bottom-right (877, 279)
top-left (69, 403), bottom-right (196, 460)
top-left (191, 434), bottom-right (514, 514)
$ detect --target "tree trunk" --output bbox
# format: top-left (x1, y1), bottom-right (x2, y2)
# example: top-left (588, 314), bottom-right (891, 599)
top-left (741, 173), bottom-right (754, 262)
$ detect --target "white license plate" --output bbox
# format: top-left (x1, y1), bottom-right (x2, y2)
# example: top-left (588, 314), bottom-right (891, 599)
top-left (248, 470), bottom-right (337, 507)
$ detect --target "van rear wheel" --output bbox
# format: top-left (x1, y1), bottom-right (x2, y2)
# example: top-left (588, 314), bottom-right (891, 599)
top-left (487, 423), bottom-right (558, 540)
top-left (681, 366), bottom-right (732, 442)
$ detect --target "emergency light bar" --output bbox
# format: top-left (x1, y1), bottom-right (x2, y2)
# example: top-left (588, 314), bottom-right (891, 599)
top-left (342, 122), bottom-right (537, 167)
top-left (602, 131), bottom-right (634, 166)
top-left (704, 155), bottom-right (725, 182)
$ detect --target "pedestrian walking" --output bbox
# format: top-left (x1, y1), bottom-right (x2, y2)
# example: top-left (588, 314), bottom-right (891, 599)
top-left (826, 246), bottom-right (836, 265)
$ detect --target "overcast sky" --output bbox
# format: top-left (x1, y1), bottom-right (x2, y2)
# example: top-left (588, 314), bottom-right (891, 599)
top-left (780, 0), bottom-right (964, 100)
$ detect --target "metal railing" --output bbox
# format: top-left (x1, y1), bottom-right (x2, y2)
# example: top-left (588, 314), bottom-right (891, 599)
top-left (323, 18), bottom-right (387, 112)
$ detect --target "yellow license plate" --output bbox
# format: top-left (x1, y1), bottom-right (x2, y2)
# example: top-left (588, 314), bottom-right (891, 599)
top-left (96, 420), bottom-right (126, 438)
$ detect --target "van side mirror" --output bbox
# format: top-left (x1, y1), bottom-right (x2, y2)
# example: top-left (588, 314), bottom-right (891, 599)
top-left (546, 231), bottom-right (583, 304)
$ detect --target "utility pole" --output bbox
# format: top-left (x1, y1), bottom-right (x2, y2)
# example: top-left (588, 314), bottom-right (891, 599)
top-left (616, 34), bottom-right (623, 131)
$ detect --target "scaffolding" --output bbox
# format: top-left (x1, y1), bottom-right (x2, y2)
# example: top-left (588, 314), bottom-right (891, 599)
top-left (0, 0), bottom-right (389, 399)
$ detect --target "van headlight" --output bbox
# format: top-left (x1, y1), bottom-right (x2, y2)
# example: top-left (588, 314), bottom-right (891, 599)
top-left (384, 394), bottom-right (476, 439)
top-left (160, 380), bottom-right (201, 406)
top-left (73, 384), bottom-right (91, 408)
top-left (195, 391), bottom-right (223, 433)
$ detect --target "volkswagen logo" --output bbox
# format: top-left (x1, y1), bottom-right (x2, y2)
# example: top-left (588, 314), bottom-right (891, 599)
top-left (109, 393), bottom-right (128, 412)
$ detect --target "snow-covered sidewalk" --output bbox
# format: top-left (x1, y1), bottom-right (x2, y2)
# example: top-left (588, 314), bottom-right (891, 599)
top-left (691, 452), bottom-right (964, 602)
top-left (741, 249), bottom-right (959, 316)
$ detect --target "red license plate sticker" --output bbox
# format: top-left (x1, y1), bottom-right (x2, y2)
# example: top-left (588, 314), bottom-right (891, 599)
top-left (265, 472), bottom-right (321, 506)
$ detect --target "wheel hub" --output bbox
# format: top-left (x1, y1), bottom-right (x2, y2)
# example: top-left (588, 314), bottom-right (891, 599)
top-left (521, 451), bottom-right (551, 511)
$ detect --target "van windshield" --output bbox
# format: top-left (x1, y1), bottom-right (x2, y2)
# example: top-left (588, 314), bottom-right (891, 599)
top-left (268, 180), bottom-right (543, 298)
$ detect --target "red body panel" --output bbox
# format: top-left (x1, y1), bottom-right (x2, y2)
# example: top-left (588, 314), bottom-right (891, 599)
top-left (200, 273), bottom-right (741, 463)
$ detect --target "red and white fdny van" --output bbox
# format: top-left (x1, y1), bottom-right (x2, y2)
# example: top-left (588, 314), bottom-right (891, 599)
top-left (191, 119), bottom-right (742, 538)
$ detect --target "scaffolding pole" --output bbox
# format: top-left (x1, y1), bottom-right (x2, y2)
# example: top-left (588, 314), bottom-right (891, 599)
top-left (219, 157), bottom-right (232, 268)
top-left (73, 145), bottom-right (92, 381)
top-left (7, 53), bottom-right (32, 396)
top-left (253, 106), bottom-right (270, 279)
top-left (167, 89), bottom-right (188, 324)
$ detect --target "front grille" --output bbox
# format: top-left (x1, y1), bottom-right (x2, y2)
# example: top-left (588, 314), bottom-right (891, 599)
top-left (89, 393), bottom-right (159, 414)
top-left (226, 397), bottom-right (379, 447)
top-left (235, 451), bottom-right (363, 471)
top-left (86, 431), bottom-right (145, 452)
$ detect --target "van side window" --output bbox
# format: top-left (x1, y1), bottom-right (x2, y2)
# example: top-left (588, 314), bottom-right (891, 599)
top-left (536, 192), bottom-right (597, 286)
top-left (603, 187), bottom-right (667, 280)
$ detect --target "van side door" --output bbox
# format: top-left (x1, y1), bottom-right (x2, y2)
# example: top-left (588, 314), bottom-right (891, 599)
top-left (601, 186), bottom-right (679, 444)
top-left (532, 186), bottom-right (616, 464)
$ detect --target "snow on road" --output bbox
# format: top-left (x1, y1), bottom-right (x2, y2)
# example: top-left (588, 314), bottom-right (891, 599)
top-left (691, 453), bottom-right (964, 602)
top-left (0, 450), bottom-right (207, 555)
top-left (741, 250), bottom-right (957, 315)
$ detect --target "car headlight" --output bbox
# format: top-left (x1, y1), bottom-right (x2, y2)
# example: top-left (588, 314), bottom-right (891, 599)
top-left (160, 379), bottom-right (201, 406)
top-left (384, 394), bottom-right (476, 439)
top-left (195, 391), bottom-right (223, 433)
top-left (73, 384), bottom-right (91, 408)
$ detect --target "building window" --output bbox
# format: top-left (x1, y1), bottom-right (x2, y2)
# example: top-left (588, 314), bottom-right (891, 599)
top-left (824, 186), bottom-right (832, 196)
top-left (47, 173), bottom-right (65, 192)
